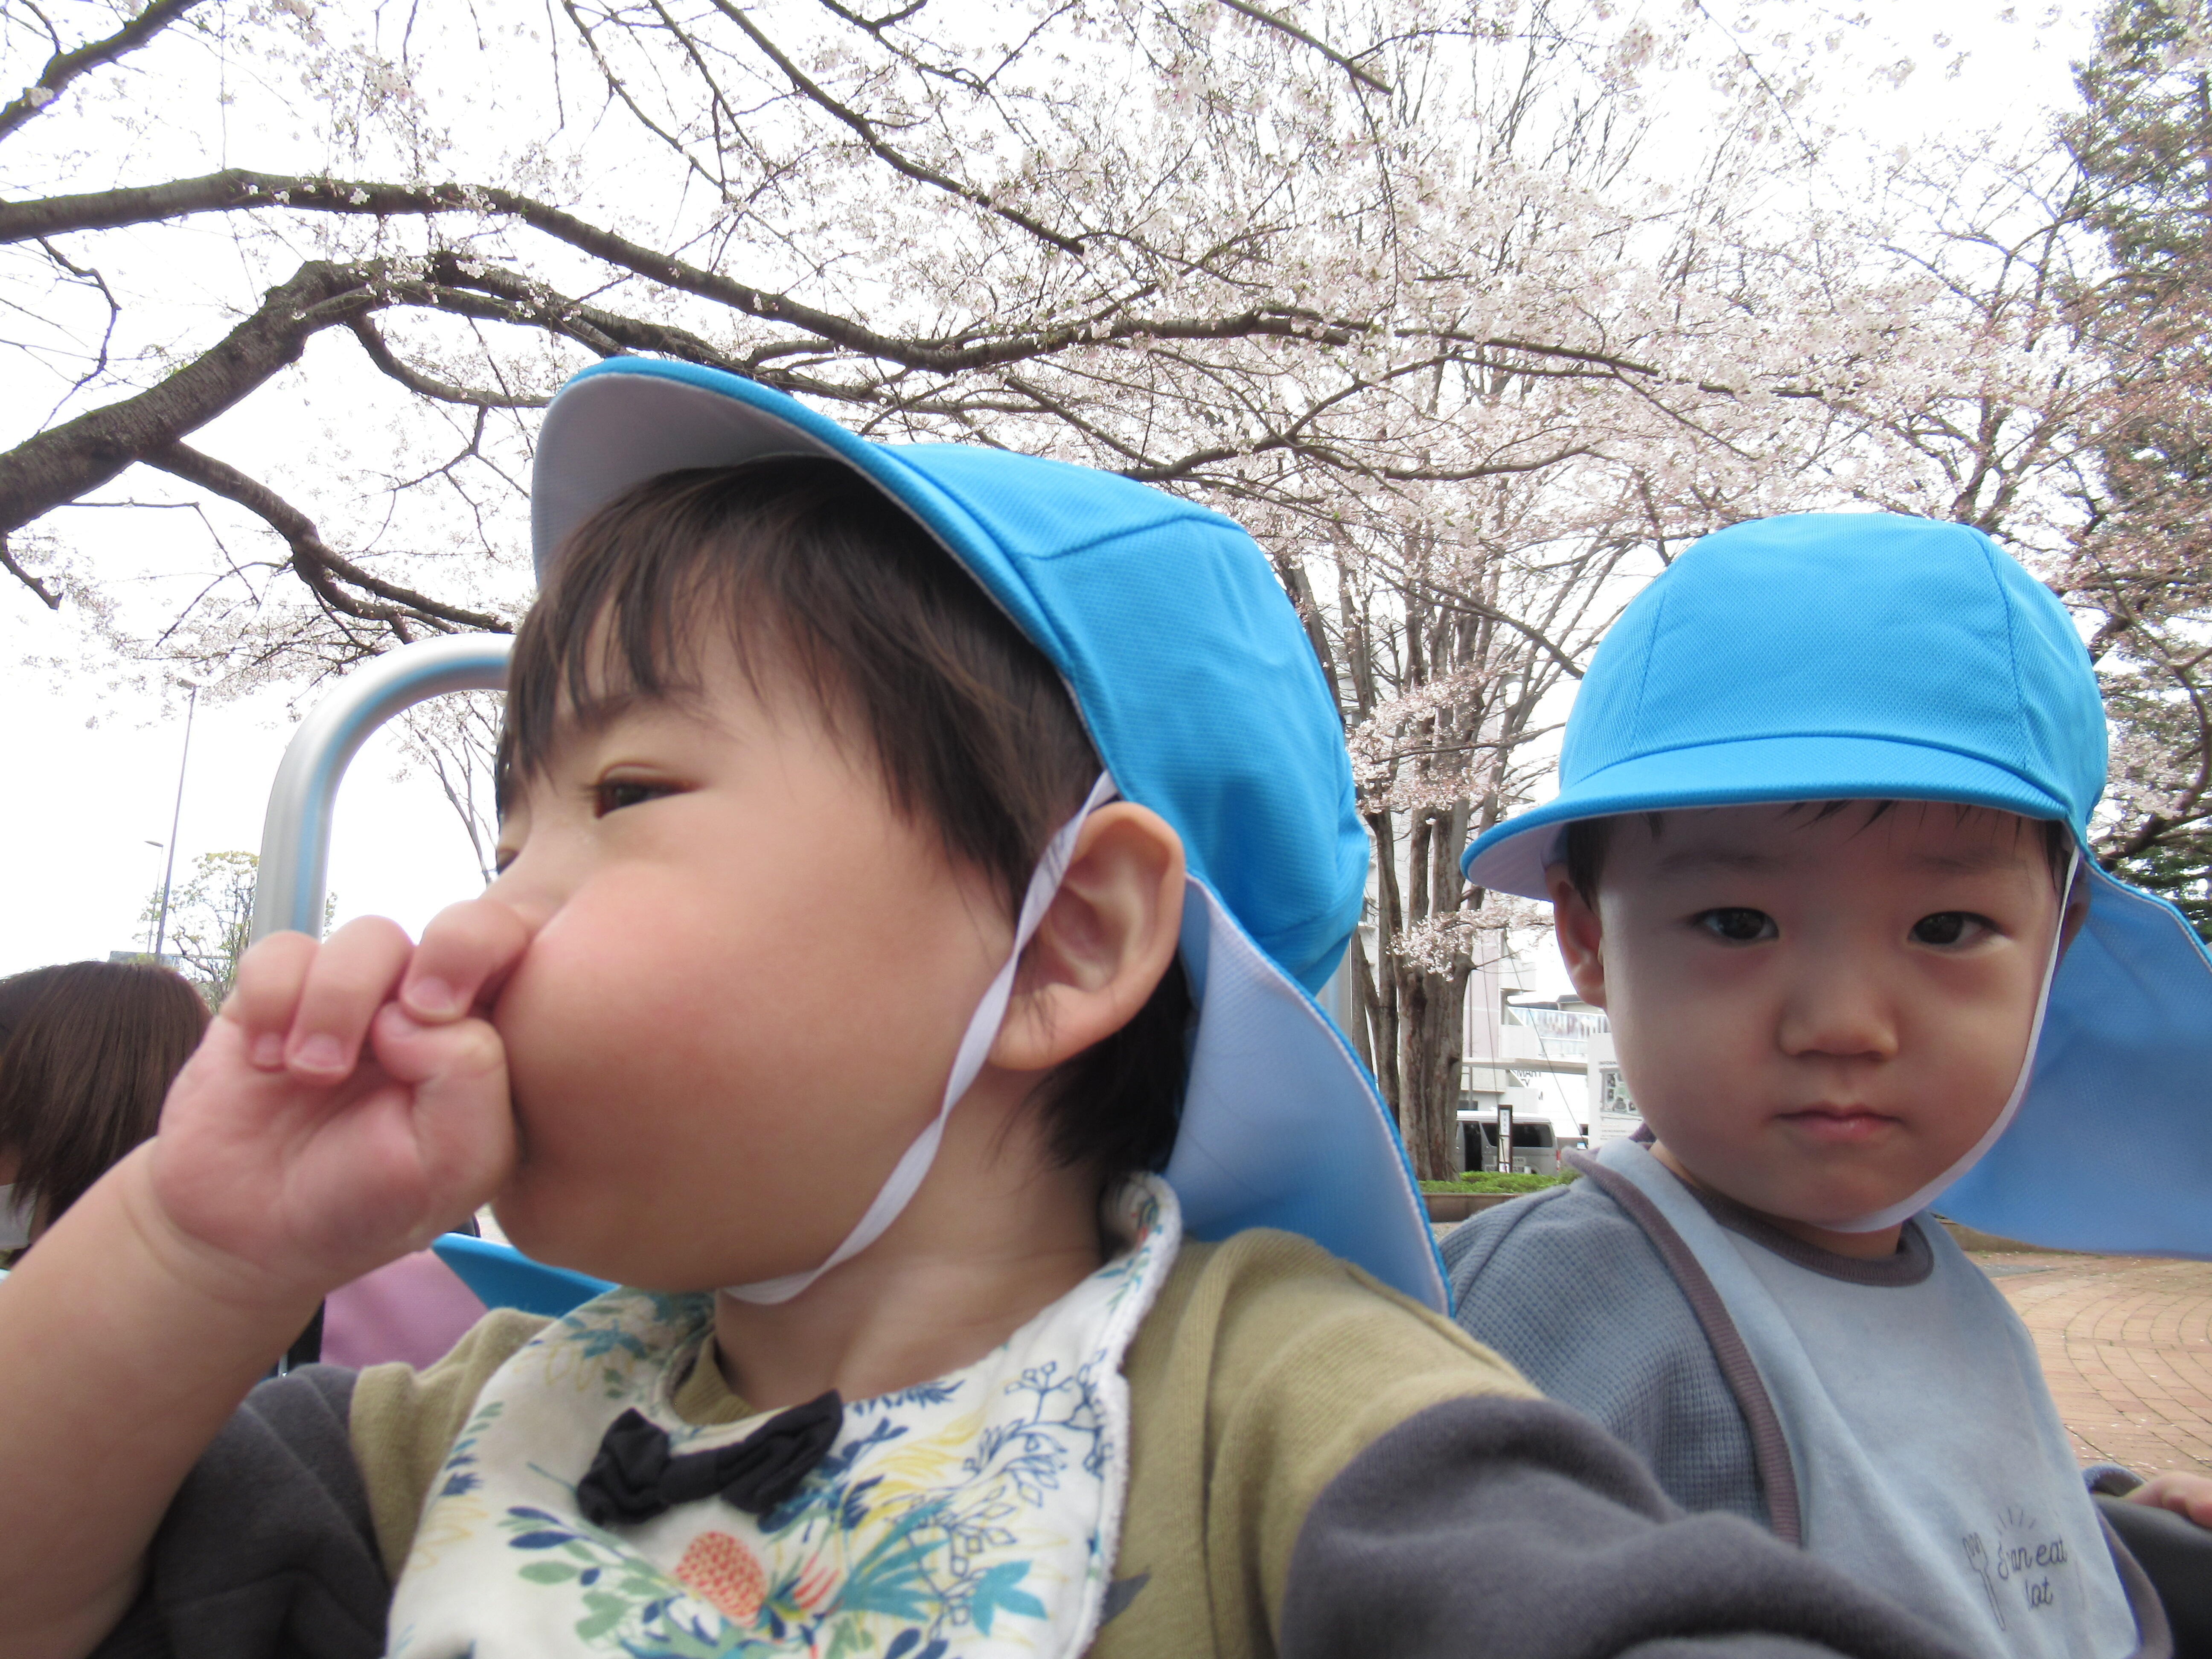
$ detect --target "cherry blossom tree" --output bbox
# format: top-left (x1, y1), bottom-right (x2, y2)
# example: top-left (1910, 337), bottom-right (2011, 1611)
top-left (2059, 0), bottom-right (2212, 931)
top-left (1831, 1), bottom-right (2212, 941)
top-left (0, 0), bottom-right (1738, 672)
top-left (5, 0), bottom-right (2180, 1171)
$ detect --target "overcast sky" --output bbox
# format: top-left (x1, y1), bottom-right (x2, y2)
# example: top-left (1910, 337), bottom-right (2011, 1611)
top-left (0, 0), bottom-right (2103, 984)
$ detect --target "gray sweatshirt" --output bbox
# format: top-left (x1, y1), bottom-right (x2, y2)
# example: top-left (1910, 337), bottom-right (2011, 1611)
top-left (1444, 1145), bottom-right (2170, 1659)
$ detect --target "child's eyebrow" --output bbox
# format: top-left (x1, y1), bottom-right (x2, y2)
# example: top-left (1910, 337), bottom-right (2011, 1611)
top-left (1906, 845), bottom-right (2024, 875)
top-left (1650, 844), bottom-right (2028, 879)
top-left (552, 688), bottom-right (652, 740)
top-left (1649, 847), bottom-right (1786, 877)
top-left (548, 684), bottom-right (711, 746)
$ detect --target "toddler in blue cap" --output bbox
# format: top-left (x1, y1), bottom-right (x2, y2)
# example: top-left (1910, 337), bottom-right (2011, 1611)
top-left (1446, 511), bottom-right (2212, 1659)
top-left (1, 370), bottom-right (1981, 1659)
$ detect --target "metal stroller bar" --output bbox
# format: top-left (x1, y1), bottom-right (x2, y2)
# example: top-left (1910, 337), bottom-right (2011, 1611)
top-left (250, 634), bottom-right (514, 943)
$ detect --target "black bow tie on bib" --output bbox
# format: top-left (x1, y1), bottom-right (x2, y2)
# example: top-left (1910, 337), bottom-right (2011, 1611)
top-left (577, 1390), bottom-right (842, 1527)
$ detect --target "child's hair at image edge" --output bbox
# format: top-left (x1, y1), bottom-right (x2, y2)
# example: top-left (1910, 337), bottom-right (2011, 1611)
top-left (1560, 803), bottom-right (2078, 906)
top-left (0, 960), bottom-right (211, 1227)
top-left (499, 458), bottom-right (1189, 1184)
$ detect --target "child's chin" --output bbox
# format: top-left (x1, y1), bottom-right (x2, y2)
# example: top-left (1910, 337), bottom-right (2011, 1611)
top-left (491, 1212), bottom-right (760, 1292)
top-left (1773, 1185), bottom-right (1921, 1235)
top-left (490, 1179), bottom-right (824, 1289)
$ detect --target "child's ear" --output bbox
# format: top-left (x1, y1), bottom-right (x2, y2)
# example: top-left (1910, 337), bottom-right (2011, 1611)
top-left (1545, 866), bottom-right (1610, 1009)
top-left (991, 803), bottom-right (1185, 1073)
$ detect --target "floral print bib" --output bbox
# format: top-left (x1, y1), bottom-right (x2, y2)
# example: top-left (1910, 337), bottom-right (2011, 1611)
top-left (386, 1176), bottom-right (1181, 1659)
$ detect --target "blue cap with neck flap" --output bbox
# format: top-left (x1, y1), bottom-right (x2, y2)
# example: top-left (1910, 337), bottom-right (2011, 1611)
top-left (527, 357), bottom-right (1445, 1311)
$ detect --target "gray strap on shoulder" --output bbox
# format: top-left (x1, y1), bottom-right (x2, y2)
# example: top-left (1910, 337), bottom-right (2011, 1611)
top-left (2095, 1505), bottom-right (2177, 1659)
top-left (1564, 1149), bottom-right (1804, 1545)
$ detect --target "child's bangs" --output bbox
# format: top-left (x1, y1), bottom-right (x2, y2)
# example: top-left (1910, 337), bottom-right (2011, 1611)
top-left (496, 467), bottom-right (852, 815)
top-left (1563, 800), bottom-right (2077, 901)
top-left (1781, 800), bottom-right (2076, 889)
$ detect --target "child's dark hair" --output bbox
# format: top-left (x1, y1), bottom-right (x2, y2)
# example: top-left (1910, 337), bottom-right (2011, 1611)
top-left (500, 459), bottom-right (1189, 1185)
top-left (0, 960), bottom-right (210, 1233)
top-left (1560, 801), bottom-right (2077, 905)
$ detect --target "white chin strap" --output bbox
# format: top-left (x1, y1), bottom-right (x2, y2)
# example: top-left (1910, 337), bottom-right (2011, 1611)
top-left (723, 774), bottom-right (1121, 1305)
top-left (1830, 850), bottom-right (2081, 1234)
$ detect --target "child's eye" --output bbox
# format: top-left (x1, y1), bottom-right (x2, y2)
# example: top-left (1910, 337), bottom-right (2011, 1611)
top-left (592, 778), bottom-right (676, 817)
top-left (1695, 908), bottom-right (1777, 943)
top-left (1910, 911), bottom-right (1989, 947)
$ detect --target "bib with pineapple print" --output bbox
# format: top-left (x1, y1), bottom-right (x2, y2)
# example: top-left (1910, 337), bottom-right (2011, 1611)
top-left (386, 1175), bottom-right (1181, 1659)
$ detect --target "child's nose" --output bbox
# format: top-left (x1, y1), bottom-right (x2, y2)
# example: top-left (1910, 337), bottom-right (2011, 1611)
top-left (482, 847), bottom-right (562, 931)
top-left (1774, 954), bottom-right (1900, 1062)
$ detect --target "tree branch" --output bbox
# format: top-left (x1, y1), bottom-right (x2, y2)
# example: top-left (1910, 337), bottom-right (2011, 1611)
top-left (702, 0), bottom-right (1088, 255)
top-left (0, 0), bottom-right (206, 144)
top-left (0, 170), bottom-right (1689, 400)
top-left (0, 533), bottom-right (60, 606)
top-left (1214, 0), bottom-right (1390, 94)
top-left (143, 442), bottom-right (509, 635)
top-left (0, 170), bottom-right (1358, 371)
top-left (1403, 581), bottom-right (1587, 682)
top-left (346, 317), bottom-right (550, 408)
top-left (0, 171), bottom-right (991, 369)
top-left (407, 256), bottom-right (756, 370)
top-left (0, 259), bottom-right (383, 539)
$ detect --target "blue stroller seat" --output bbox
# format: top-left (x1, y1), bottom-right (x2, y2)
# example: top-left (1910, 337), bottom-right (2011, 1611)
top-left (431, 1233), bottom-right (612, 1320)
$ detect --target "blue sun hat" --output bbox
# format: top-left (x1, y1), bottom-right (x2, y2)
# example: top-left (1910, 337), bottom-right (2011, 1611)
top-left (1462, 511), bottom-right (2212, 1257)
top-left (527, 357), bottom-right (1445, 1311)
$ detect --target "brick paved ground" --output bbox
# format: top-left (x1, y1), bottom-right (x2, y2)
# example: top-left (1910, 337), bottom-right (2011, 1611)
top-left (1970, 1251), bottom-right (2212, 1478)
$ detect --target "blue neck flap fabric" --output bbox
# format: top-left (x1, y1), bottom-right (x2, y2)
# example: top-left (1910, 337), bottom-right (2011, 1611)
top-left (526, 357), bottom-right (1445, 1311)
top-left (1462, 511), bottom-right (2212, 1258)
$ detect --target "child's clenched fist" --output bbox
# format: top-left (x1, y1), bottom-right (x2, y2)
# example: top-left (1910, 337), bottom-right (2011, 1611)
top-left (146, 899), bottom-right (533, 1304)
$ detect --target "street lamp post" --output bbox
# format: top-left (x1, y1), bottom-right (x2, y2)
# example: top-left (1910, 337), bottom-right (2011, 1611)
top-left (140, 840), bottom-right (166, 955)
top-left (151, 681), bottom-right (201, 961)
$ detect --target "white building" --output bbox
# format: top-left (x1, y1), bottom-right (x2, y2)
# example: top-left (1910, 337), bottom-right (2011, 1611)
top-left (1455, 944), bottom-right (1641, 1173)
top-left (1327, 928), bottom-right (1643, 1175)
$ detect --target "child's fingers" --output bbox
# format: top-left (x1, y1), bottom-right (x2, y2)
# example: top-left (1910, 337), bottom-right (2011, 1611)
top-left (221, 931), bottom-right (321, 1068)
top-left (2129, 1470), bottom-right (2212, 1527)
top-left (371, 1001), bottom-right (510, 1090)
top-left (402, 898), bottom-right (536, 1024)
top-left (283, 916), bottom-right (416, 1080)
top-left (369, 1002), bottom-right (517, 1221)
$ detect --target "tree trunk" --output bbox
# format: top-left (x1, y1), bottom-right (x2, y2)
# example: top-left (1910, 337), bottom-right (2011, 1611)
top-left (1345, 925), bottom-right (1378, 1073)
top-left (1396, 958), bottom-right (1473, 1179)
top-left (1365, 806), bottom-right (1404, 1115)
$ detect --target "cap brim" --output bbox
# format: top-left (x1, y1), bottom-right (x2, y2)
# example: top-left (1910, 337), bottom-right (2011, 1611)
top-left (532, 361), bottom-right (862, 576)
top-left (1462, 734), bottom-right (2075, 897)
